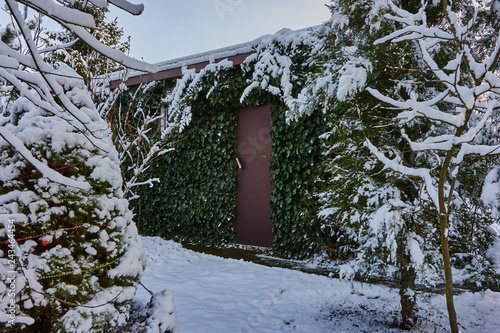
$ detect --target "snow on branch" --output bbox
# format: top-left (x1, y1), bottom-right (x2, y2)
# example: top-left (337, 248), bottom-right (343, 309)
top-left (0, 67), bottom-right (70, 119)
top-left (401, 101), bottom-right (496, 152)
top-left (367, 88), bottom-right (465, 127)
top-left (0, 54), bottom-right (20, 69)
top-left (17, 0), bottom-right (97, 28)
top-left (108, 0), bottom-right (144, 15)
top-left (38, 39), bottom-right (78, 54)
top-left (97, 82), bottom-right (174, 200)
top-left (368, 0), bottom-right (500, 217)
top-left (0, 128), bottom-right (91, 190)
top-left (11, 0), bottom-right (155, 73)
top-left (6, 2), bottom-right (115, 150)
top-left (1, 0), bottom-right (158, 193)
top-left (384, 0), bottom-right (425, 26)
top-left (64, 23), bottom-right (157, 73)
top-left (88, 0), bottom-right (108, 9)
top-left (0, 40), bottom-right (39, 71)
top-left (374, 25), bottom-right (454, 45)
top-left (336, 57), bottom-right (372, 102)
top-left (164, 59), bottom-right (234, 135)
top-left (365, 139), bottom-right (439, 207)
top-left (484, 37), bottom-right (500, 76)
top-left (454, 142), bottom-right (500, 166)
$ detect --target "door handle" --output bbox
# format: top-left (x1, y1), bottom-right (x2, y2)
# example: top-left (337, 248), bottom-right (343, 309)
top-left (236, 157), bottom-right (242, 169)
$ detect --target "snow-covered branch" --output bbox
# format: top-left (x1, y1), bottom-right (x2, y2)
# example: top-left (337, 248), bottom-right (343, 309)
top-left (365, 138), bottom-right (439, 207)
top-left (369, 1), bottom-right (500, 172)
top-left (63, 23), bottom-right (156, 73)
top-left (367, 88), bottom-right (465, 127)
top-left (96, 81), bottom-right (173, 200)
top-left (17, 0), bottom-right (98, 28)
top-left (0, 0), bottom-right (158, 190)
top-left (38, 38), bottom-right (78, 53)
top-left (368, 4), bottom-right (500, 330)
top-left (108, 0), bottom-right (144, 15)
top-left (0, 127), bottom-right (91, 190)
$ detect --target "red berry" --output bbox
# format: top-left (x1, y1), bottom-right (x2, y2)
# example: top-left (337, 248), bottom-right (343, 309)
top-left (41, 239), bottom-right (50, 246)
top-left (126, 222), bottom-right (131, 226)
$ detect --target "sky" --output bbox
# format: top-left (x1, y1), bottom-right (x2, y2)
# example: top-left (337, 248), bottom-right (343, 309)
top-left (108, 0), bottom-right (332, 64)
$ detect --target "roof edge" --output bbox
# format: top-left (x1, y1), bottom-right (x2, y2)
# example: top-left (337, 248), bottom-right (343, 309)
top-left (107, 25), bottom-right (322, 89)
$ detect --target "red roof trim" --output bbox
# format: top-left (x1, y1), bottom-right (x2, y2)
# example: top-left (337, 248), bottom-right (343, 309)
top-left (109, 51), bottom-right (255, 89)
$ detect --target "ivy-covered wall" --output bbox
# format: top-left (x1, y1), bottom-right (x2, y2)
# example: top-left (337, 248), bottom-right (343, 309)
top-left (125, 65), bottom-right (328, 258)
top-left (270, 101), bottom-right (326, 258)
top-left (112, 26), bottom-right (336, 259)
top-left (133, 71), bottom-right (242, 244)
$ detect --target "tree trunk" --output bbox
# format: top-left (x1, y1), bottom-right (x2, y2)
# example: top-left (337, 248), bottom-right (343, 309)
top-left (438, 211), bottom-right (459, 333)
top-left (399, 238), bottom-right (417, 329)
top-left (438, 151), bottom-right (459, 333)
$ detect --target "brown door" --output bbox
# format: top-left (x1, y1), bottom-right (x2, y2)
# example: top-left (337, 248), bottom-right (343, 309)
top-left (235, 104), bottom-right (273, 247)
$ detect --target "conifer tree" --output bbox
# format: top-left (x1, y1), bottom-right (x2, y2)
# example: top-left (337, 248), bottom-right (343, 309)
top-left (0, 66), bottom-right (144, 332)
top-left (0, 1), bottom-right (157, 331)
top-left (292, 0), bottom-right (498, 329)
top-left (365, 1), bottom-right (500, 331)
top-left (287, 1), bottom-right (437, 327)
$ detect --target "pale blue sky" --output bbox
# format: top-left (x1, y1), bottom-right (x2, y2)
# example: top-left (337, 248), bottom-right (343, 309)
top-left (109, 0), bottom-right (331, 64)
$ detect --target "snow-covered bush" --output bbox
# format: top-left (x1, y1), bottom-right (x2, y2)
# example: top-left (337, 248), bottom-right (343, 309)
top-left (0, 0), bottom-right (161, 331)
top-left (104, 81), bottom-right (173, 201)
top-left (128, 290), bottom-right (178, 333)
top-left (0, 65), bottom-right (145, 331)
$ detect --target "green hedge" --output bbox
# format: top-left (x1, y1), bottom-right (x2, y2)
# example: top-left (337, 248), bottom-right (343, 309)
top-left (130, 69), bottom-right (327, 257)
top-left (270, 101), bottom-right (326, 258)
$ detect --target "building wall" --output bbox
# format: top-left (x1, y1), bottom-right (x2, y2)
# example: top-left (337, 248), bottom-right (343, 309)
top-left (125, 68), bottom-right (328, 258)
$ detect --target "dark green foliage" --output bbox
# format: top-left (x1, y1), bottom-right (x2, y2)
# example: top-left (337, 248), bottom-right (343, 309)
top-left (449, 156), bottom-right (500, 290)
top-left (130, 67), bottom-right (326, 257)
top-left (0, 102), bottom-right (142, 332)
top-left (270, 102), bottom-right (326, 258)
top-left (131, 70), bottom-right (243, 244)
top-left (134, 98), bottom-right (238, 244)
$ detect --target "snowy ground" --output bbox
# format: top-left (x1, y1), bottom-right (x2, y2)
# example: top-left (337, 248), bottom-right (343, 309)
top-left (133, 236), bottom-right (500, 333)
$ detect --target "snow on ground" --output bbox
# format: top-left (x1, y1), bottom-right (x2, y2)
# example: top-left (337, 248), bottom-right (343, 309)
top-left (134, 236), bottom-right (500, 333)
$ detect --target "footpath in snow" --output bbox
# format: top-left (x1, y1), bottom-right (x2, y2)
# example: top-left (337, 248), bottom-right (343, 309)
top-left (134, 237), bottom-right (500, 333)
